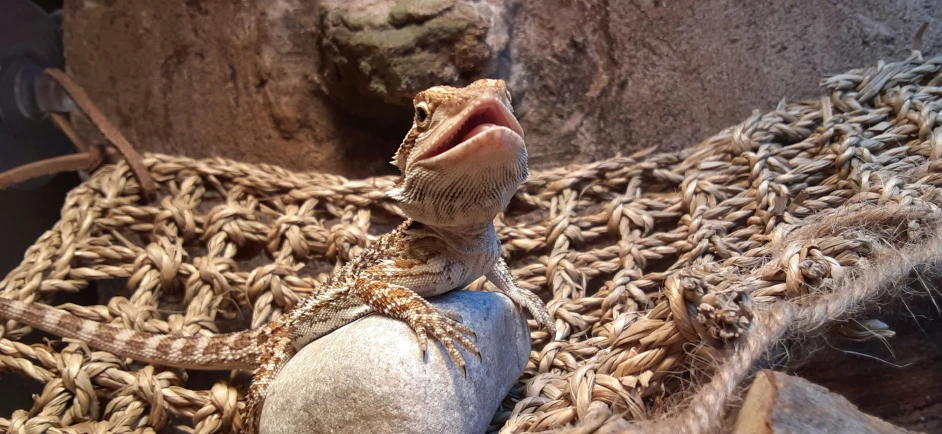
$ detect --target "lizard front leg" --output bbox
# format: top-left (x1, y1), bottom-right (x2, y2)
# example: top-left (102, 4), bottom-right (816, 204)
top-left (241, 326), bottom-right (295, 434)
top-left (486, 257), bottom-right (556, 337)
top-left (355, 279), bottom-right (480, 374)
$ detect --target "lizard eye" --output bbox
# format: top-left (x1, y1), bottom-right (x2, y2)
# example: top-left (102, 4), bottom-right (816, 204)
top-left (415, 102), bottom-right (431, 125)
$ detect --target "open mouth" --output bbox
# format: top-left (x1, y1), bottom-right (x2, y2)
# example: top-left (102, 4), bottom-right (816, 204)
top-left (416, 101), bottom-right (523, 162)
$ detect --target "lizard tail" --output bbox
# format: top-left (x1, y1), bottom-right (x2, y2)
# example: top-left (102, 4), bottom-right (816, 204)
top-left (0, 297), bottom-right (259, 370)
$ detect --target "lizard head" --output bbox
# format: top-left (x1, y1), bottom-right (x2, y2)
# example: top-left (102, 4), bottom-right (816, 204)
top-left (387, 79), bottom-right (528, 228)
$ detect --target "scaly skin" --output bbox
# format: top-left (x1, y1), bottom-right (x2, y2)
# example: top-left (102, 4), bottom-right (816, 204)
top-left (0, 79), bottom-right (555, 433)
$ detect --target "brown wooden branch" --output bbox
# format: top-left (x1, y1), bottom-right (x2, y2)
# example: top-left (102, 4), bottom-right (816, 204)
top-left (733, 370), bottom-right (920, 434)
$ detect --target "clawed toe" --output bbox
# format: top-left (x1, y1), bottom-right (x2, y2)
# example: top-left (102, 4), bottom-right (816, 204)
top-left (408, 308), bottom-right (480, 373)
top-left (514, 292), bottom-right (556, 336)
top-left (437, 308), bottom-right (464, 322)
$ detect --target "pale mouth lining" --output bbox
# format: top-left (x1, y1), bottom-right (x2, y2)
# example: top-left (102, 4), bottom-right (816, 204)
top-left (416, 102), bottom-right (522, 162)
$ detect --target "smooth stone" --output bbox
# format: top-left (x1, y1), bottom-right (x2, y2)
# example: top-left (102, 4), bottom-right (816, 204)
top-left (259, 290), bottom-right (531, 434)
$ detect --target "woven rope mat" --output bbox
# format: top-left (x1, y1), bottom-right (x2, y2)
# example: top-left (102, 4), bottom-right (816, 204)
top-left (2, 52), bottom-right (942, 434)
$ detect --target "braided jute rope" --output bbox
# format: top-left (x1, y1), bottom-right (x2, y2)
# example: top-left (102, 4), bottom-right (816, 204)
top-left (551, 207), bottom-right (942, 433)
top-left (1, 50), bottom-right (941, 433)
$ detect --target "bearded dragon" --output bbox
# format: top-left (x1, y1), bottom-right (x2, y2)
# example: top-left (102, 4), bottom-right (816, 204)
top-left (0, 79), bottom-right (554, 433)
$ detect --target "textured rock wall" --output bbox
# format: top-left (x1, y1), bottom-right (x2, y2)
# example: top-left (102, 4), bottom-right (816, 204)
top-left (62, 0), bottom-right (941, 177)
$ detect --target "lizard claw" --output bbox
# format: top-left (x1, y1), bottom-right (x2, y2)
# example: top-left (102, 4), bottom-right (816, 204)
top-left (414, 324), bottom-right (429, 354)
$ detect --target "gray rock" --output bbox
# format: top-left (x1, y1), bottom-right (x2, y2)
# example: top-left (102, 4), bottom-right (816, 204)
top-left (259, 290), bottom-right (531, 434)
top-left (317, 0), bottom-right (510, 124)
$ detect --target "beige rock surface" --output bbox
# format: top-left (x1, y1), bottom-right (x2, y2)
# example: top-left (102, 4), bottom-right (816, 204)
top-left (258, 290), bottom-right (531, 434)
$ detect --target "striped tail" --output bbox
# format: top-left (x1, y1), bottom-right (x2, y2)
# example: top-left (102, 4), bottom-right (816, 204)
top-left (0, 297), bottom-right (259, 370)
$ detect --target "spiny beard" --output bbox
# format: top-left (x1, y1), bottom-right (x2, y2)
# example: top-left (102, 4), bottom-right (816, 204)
top-left (388, 155), bottom-right (527, 228)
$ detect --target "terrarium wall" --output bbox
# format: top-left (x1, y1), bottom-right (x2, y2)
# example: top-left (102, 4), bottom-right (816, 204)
top-left (62, 0), bottom-right (941, 178)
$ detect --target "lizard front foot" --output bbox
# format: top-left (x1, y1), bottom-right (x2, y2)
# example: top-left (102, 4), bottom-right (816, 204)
top-left (505, 287), bottom-right (556, 336)
top-left (357, 281), bottom-right (481, 375)
top-left (487, 258), bottom-right (557, 337)
top-left (408, 306), bottom-right (480, 375)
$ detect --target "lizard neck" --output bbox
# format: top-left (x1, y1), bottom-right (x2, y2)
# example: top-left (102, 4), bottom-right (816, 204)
top-left (416, 221), bottom-right (497, 255)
